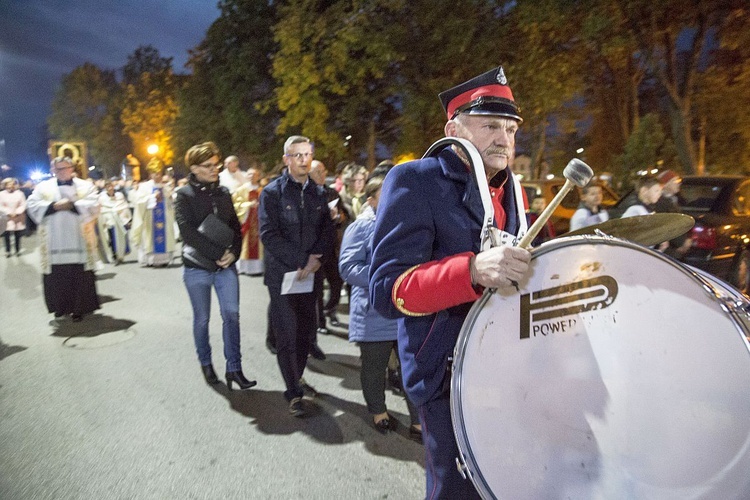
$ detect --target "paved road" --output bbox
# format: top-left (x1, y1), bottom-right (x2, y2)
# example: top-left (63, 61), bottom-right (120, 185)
top-left (0, 234), bottom-right (425, 499)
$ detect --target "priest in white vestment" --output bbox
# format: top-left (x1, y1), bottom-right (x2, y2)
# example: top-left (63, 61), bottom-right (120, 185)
top-left (97, 180), bottom-right (132, 264)
top-left (130, 163), bottom-right (176, 267)
top-left (27, 156), bottom-right (101, 322)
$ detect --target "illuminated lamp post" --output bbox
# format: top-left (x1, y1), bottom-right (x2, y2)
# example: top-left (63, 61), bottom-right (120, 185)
top-left (145, 144), bottom-right (164, 182)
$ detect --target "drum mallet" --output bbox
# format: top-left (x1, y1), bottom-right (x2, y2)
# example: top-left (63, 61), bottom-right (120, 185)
top-left (517, 158), bottom-right (594, 249)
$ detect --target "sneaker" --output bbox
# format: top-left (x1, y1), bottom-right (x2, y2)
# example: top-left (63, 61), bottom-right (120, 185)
top-left (325, 310), bottom-right (342, 327)
top-left (289, 397), bottom-right (306, 417)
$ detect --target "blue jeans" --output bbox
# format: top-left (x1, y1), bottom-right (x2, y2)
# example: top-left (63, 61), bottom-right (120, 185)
top-left (183, 266), bottom-right (242, 372)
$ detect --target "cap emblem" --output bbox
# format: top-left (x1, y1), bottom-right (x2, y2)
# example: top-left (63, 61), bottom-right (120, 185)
top-left (496, 67), bottom-right (508, 85)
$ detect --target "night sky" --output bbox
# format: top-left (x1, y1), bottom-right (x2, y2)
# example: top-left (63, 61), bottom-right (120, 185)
top-left (0, 0), bottom-right (221, 177)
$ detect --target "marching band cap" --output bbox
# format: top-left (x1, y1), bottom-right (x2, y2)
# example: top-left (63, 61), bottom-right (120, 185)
top-left (657, 169), bottom-right (679, 184)
top-left (439, 66), bottom-right (522, 123)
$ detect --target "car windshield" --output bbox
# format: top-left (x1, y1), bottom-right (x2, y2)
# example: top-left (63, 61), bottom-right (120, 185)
top-left (678, 183), bottom-right (723, 212)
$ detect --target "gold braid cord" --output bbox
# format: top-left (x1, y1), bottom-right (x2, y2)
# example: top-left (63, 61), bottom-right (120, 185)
top-left (392, 264), bottom-right (431, 317)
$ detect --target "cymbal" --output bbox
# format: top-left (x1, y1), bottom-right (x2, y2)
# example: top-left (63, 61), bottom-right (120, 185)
top-left (560, 213), bottom-right (695, 246)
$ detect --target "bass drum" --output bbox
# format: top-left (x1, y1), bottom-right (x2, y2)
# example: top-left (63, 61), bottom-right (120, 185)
top-left (688, 265), bottom-right (750, 338)
top-left (451, 236), bottom-right (750, 499)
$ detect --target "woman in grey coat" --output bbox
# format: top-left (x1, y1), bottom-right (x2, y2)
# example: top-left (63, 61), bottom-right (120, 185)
top-left (339, 176), bottom-right (420, 440)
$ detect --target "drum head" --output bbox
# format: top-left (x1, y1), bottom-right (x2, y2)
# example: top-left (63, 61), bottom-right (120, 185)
top-left (452, 237), bottom-right (750, 499)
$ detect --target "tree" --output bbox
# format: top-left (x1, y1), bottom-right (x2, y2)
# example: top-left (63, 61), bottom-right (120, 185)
top-left (47, 63), bottom-right (129, 171)
top-left (393, 1), bottom-right (515, 159)
top-left (176, 0), bottom-right (280, 170)
top-left (693, 5), bottom-right (750, 173)
top-left (571, 0), bottom-right (645, 173)
top-left (505, 0), bottom-right (589, 175)
top-left (120, 46), bottom-right (180, 167)
top-left (613, 0), bottom-right (732, 174)
top-left (122, 45), bottom-right (173, 87)
top-left (613, 113), bottom-right (677, 190)
top-left (271, 0), bottom-right (404, 167)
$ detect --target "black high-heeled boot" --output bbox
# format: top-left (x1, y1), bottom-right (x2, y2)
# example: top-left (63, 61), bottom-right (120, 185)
top-left (226, 371), bottom-right (257, 391)
top-left (201, 364), bottom-right (220, 385)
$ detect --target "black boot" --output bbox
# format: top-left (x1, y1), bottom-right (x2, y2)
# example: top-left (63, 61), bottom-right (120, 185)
top-left (201, 365), bottom-right (220, 385)
top-left (226, 371), bottom-right (257, 391)
top-left (309, 343), bottom-right (326, 360)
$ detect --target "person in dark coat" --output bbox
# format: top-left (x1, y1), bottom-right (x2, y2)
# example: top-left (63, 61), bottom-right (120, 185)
top-left (309, 160), bottom-right (347, 335)
top-left (370, 67), bottom-right (531, 499)
top-left (259, 135), bottom-right (335, 417)
top-left (175, 141), bottom-right (256, 391)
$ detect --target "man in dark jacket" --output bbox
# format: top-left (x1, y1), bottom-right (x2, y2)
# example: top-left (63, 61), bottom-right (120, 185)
top-left (259, 135), bottom-right (335, 417)
top-left (310, 159), bottom-right (347, 334)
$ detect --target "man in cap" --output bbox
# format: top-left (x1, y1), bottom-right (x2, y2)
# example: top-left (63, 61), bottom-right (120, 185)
top-left (653, 169), bottom-right (692, 257)
top-left (370, 67), bottom-right (531, 498)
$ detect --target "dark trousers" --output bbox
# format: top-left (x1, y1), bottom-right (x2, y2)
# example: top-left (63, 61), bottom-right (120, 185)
top-left (421, 393), bottom-right (481, 500)
top-left (267, 284), bottom-right (316, 401)
top-left (359, 340), bottom-right (419, 426)
top-left (3, 230), bottom-right (22, 254)
top-left (266, 303), bottom-right (275, 347)
top-left (316, 256), bottom-right (343, 327)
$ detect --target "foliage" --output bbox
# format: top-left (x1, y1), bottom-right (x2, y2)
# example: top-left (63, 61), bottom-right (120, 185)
top-left (120, 46), bottom-right (180, 168)
top-left (693, 6), bottom-right (750, 173)
top-left (176, 0), bottom-right (280, 171)
top-left (47, 63), bottom-right (129, 172)
top-left (271, 0), bottom-right (404, 167)
top-left (613, 113), bottom-right (677, 190)
top-left (45, 1), bottom-right (750, 179)
top-left (505, 0), bottom-right (588, 173)
top-left (123, 45), bottom-right (174, 87)
top-left (611, 0), bottom-right (733, 174)
top-left (393, 0), bottom-right (512, 158)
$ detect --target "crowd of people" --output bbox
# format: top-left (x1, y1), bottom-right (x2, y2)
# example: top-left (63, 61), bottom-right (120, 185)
top-left (0, 138), bottom-right (420, 433)
top-left (567, 169), bottom-right (691, 256)
top-left (1, 65), bottom-right (694, 498)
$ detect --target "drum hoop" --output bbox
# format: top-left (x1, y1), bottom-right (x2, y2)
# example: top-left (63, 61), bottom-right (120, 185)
top-left (450, 235), bottom-right (750, 499)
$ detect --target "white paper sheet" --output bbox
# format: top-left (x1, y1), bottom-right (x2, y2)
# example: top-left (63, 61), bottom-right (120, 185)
top-left (280, 270), bottom-right (314, 295)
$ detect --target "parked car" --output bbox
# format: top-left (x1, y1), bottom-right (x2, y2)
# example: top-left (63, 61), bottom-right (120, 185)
top-left (677, 175), bottom-right (750, 295)
top-left (521, 178), bottom-right (620, 234)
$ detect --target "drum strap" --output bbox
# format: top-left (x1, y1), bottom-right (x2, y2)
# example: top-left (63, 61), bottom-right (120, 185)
top-left (440, 356), bottom-right (454, 396)
top-left (423, 137), bottom-right (527, 251)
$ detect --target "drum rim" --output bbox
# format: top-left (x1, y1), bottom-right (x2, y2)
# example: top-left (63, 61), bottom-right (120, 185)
top-left (450, 235), bottom-right (750, 499)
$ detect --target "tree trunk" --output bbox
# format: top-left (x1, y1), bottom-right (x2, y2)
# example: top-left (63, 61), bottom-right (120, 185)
top-left (697, 115), bottom-right (706, 176)
top-left (367, 119), bottom-right (376, 170)
top-left (667, 101), bottom-right (697, 175)
top-left (532, 124), bottom-right (547, 178)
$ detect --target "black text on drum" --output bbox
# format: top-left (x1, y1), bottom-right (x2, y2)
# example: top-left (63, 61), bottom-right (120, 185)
top-left (519, 276), bottom-right (618, 339)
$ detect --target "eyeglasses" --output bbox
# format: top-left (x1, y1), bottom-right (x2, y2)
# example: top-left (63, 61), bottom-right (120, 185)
top-left (197, 161), bottom-right (222, 170)
top-left (285, 152), bottom-right (313, 161)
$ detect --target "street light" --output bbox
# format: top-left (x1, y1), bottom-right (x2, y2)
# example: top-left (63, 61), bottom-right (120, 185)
top-left (147, 144), bottom-right (159, 156)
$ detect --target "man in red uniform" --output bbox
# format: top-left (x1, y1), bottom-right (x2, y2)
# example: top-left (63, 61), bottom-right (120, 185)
top-left (370, 67), bottom-right (531, 498)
